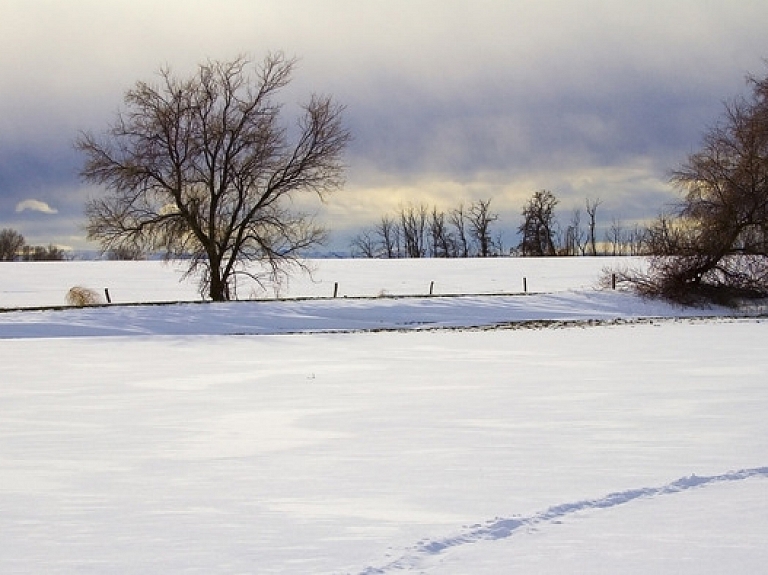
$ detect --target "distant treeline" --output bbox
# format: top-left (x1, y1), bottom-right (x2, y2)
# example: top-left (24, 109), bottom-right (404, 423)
top-left (351, 199), bottom-right (500, 258)
top-left (0, 228), bottom-right (68, 261)
top-left (350, 191), bottom-right (658, 258)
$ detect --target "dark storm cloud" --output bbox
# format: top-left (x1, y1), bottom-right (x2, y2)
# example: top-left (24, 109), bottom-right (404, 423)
top-left (1, 0), bottom-right (767, 249)
top-left (341, 40), bottom-right (738, 181)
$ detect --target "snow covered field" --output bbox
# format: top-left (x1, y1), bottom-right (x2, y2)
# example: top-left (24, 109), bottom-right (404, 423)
top-left (1, 258), bottom-right (767, 573)
top-left (0, 256), bottom-right (646, 308)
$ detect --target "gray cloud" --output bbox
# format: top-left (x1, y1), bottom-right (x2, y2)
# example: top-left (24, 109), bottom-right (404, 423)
top-left (1, 0), bottom-right (767, 251)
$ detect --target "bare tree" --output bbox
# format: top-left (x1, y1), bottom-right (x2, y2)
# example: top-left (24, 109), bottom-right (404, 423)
top-left (23, 244), bottom-right (67, 261)
top-left (605, 218), bottom-right (625, 256)
top-left (518, 190), bottom-right (559, 256)
top-left (399, 203), bottom-right (428, 258)
top-left (606, 219), bottom-right (649, 256)
top-left (562, 209), bottom-right (585, 256)
top-left (78, 54), bottom-right (350, 301)
top-left (585, 197), bottom-right (601, 256)
top-left (449, 203), bottom-right (470, 257)
top-left (378, 215), bottom-right (401, 258)
top-left (626, 224), bottom-right (649, 256)
top-left (429, 207), bottom-right (455, 258)
top-left (624, 70), bottom-right (768, 304)
top-left (0, 228), bottom-right (25, 261)
top-left (350, 228), bottom-right (378, 258)
top-left (351, 215), bottom-right (402, 258)
top-left (467, 199), bottom-right (499, 257)
top-left (494, 231), bottom-right (506, 256)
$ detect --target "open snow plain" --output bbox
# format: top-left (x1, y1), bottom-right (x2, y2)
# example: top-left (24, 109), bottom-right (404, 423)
top-left (1, 257), bottom-right (767, 573)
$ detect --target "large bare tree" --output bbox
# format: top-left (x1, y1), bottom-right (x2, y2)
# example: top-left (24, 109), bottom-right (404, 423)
top-left (79, 54), bottom-right (350, 300)
top-left (623, 70), bottom-right (768, 304)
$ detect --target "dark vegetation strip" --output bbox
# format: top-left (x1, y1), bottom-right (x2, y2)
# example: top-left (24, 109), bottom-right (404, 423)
top-left (226, 315), bottom-right (766, 337)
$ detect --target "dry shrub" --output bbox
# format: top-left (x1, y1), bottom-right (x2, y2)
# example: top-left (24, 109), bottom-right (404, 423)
top-left (607, 255), bottom-right (768, 308)
top-left (66, 286), bottom-right (102, 307)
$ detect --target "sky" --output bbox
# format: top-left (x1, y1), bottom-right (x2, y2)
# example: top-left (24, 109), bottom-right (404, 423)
top-left (1, 0), bottom-right (767, 253)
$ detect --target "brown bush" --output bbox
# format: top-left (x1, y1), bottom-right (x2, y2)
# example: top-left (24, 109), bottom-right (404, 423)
top-left (66, 286), bottom-right (102, 307)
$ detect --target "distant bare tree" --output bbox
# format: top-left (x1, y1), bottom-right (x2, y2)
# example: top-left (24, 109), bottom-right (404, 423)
top-left (350, 228), bottom-right (378, 258)
top-left (605, 218), bottom-right (625, 256)
top-left (399, 203), bottom-right (428, 258)
top-left (585, 197), bottom-right (601, 256)
top-left (23, 244), bottom-right (67, 261)
top-left (518, 190), bottom-right (559, 256)
top-left (79, 53), bottom-right (349, 300)
top-left (606, 218), bottom-right (648, 256)
top-left (429, 207), bottom-right (455, 257)
top-left (467, 199), bottom-right (499, 257)
top-left (353, 200), bottom-right (501, 259)
top-left (351, 215), bottom-right (403, 258)
top-left (626, 224), bottom-right (649, 256)
top-left (494, 231), bottom-right (505, 256)
top-left (449, 203), bottom-right (470, 257)
top-left (562, 209), bottom-right (585, 256)
top-left (0, 228), bottom-right (25, 261)
top-left (378, 215), bottom-right (400, 258)
top-left (377, 216), bottom-right (402, 258)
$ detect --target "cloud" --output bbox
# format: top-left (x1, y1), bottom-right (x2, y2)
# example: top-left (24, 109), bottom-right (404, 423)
top-left (1, 0), bottom-right (767, 251)
top-left (15, 199), bottom-right (59, 215)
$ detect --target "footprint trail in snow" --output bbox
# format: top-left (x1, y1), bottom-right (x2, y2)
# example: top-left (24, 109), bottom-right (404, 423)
top-left (357, 466), bottom-right (768, 574)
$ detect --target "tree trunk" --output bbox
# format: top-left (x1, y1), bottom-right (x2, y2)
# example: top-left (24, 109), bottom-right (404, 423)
top-left (209, 278), bottom-right (228, 301)
top-left (208, 258), bottom-right (229, 301)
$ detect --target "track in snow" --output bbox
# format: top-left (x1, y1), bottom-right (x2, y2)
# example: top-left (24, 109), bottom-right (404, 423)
top-left (357, 466), bottom-right (768, 574)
